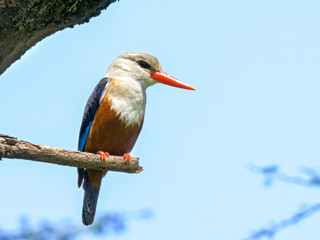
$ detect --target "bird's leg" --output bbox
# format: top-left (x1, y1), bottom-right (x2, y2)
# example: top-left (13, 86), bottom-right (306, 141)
top-left (123, 153), bottom-right (131, 163)
top-left (96, 151), bottom-right (109, 162)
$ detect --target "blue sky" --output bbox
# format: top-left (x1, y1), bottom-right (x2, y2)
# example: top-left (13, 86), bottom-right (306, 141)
top-left (1, 0), bottom-right (320, 239)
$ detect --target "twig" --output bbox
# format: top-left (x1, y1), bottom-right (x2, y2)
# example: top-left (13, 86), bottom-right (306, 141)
top-left (242, 203), bottom-right (320, 240)
top-left (0, 134), bottom-right (142, 173)
top-left (249, 164), bottom-right (320, 188)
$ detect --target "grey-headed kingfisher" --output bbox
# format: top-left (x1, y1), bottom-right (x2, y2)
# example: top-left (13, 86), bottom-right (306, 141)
top-left (77, 52), bottom-right (195, 225)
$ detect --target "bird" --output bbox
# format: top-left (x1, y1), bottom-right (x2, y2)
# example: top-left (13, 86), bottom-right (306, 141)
top-left (77, 52), bottom-right (195, 225)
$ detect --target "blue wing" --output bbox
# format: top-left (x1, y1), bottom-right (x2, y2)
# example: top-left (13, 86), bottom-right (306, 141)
top-left (78, 121), bottom-right (93, 152)
top-left (77, 77), bottom-right (109, 187)
top-left (78, 78), bottom-right (109, 151)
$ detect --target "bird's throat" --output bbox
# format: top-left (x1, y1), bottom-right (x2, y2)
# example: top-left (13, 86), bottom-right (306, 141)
top-left (107, 78), bottom-right (146, 127)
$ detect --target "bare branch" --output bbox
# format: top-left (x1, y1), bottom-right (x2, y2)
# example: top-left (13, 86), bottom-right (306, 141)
top-left (0, 134), bottom-right (142, 173)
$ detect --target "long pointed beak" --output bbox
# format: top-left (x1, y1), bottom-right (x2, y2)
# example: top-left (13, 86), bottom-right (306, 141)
top-left (149, 70), bottom-right (196, 90)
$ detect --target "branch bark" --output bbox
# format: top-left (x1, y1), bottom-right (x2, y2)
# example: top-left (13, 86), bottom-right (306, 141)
top-left (0, 134), bottom-right (142, 173)
top-left (0, 0), bottom-right (117, 75)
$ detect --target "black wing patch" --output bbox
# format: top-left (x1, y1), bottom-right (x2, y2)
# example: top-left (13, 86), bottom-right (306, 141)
top-left (78, 77), bottom-right (109, 151)
top-left (77, 77), bottom-right (109, 188)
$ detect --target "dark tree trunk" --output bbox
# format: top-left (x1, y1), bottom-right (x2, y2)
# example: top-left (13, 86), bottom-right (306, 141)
top-left (0, 0), bottom-right (117, 75)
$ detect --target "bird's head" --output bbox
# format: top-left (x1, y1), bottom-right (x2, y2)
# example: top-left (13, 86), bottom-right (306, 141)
top-left (105, 52), bottom-right (195, 90)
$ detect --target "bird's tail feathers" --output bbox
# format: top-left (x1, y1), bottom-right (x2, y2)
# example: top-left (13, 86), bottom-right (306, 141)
top-left (77, 168), bottom-right (84, 188)
top-left (82, 170), bottom-right (100, 225)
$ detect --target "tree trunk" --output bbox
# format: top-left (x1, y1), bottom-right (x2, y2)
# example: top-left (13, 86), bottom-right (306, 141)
top-left (0, 0), bottom-right (117, 75)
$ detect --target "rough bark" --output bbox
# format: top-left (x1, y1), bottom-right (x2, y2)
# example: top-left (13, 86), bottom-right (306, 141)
top-left (0, 0), bottom-right (117, 75)
top-left (0, 134), bottom-right (142, 173)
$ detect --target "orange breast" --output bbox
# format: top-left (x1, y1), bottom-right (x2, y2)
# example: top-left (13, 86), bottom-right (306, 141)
top-left (84, 95), bottom-right (144, 156)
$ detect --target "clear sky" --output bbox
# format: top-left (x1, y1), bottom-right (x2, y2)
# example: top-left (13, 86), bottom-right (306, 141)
top-left (1, 0), bottom-right (320, 239)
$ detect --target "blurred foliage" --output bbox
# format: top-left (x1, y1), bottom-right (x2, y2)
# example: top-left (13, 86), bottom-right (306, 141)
top-left (243, 165), bottom-right (320, 239)
top-left (0, 209), bottom-right (153, 240)
top-left (249, 164), bottom-right (320, 188)
top-left (243, 203), bottom-right (320, 240)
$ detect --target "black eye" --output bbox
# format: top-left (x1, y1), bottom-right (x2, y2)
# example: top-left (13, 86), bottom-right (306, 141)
top-left (138, 61), bottom-right (151, 69)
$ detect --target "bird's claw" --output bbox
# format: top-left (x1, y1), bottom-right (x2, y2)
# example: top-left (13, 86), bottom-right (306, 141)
top-left (123, 153), bottom-right (131, 163)
top-left (97, 151), bottom-right (109, 162)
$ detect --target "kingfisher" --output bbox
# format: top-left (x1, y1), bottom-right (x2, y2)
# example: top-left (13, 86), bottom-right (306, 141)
top-left (77, 52), bottom-right (195, 225)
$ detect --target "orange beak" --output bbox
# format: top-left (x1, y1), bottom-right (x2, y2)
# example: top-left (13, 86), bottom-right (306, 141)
top-left (149, 70), bottom-right (196, 90)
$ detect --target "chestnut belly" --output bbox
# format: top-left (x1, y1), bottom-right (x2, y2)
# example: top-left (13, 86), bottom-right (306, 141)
top-left (84, 97), bottom-right (144, 155)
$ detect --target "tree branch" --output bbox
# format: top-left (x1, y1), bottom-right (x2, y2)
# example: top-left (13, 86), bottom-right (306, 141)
top-left (0, 134), bottom-right (142, 173)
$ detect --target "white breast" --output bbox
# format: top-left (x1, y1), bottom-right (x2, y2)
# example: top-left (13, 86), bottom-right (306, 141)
top-left (107, 78), bottom-right (146, 127)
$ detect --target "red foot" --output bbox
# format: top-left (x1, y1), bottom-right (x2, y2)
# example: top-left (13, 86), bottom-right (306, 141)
top-left (123, 153), bottom-right (131, 163)
top-left (97, 151), bottom-right (109, 162)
